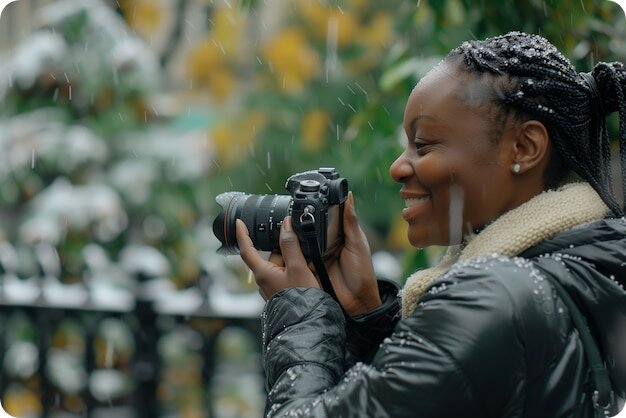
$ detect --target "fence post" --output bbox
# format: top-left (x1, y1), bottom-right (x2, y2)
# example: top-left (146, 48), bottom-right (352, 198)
top-left (133, 300), bottom-right (159, 418)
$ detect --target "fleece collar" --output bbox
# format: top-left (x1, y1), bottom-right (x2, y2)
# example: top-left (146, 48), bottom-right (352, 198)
top-left (401, 183), bottom-right (609, 318)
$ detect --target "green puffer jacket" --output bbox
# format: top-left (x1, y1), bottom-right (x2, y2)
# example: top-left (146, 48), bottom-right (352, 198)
top-left (261, 218), bottom-right (626, 418)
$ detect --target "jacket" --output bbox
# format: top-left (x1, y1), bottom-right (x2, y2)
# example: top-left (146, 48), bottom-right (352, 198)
top-left (261, 184), bottom-right (626, 417)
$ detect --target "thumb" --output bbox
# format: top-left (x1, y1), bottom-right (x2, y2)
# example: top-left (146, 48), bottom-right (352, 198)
top-left (343, 191), bottom-right (370, 248)
top-left (343, 191), bottom-right (360, 235)
top-left (278, 216), bottom-right (308, 268)
top-left (235, 219), bottom-right (266, 272)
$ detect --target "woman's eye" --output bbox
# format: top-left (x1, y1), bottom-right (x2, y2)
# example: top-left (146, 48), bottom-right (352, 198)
top-left (413, 140), bottom-right (431, 154)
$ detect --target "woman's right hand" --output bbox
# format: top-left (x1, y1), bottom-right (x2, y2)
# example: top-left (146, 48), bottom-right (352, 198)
top-left (322, 192), bottom-right (382, 316)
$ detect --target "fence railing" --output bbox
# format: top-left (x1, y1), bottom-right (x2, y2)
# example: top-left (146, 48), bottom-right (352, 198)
top-left (0, 281), bottom-right (265, 418)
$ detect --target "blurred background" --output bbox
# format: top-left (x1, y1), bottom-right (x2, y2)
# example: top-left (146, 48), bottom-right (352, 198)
top-left (0, 0), bottom-right (624, 417)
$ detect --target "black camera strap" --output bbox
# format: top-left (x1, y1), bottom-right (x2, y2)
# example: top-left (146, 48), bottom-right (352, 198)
top-left (299, 215), bottom-right (342, 306)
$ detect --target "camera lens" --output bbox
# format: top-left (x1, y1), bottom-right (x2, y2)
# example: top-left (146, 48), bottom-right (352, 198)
top-left (213, 192), bottom-right (292, 255)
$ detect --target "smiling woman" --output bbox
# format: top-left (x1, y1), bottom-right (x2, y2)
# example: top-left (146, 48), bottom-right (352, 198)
top-left (390, 60), bottom-right (549, 248)
top-left (235, 31), bottom-right (626, 418)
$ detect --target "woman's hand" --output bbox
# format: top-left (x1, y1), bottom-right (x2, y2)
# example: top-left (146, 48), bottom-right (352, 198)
top-left (236, 216), bottom-right (319, 300)
top-left (324, 192), bottom-right (381, 316)
top-left (235, 192), bottom-right (381, 316)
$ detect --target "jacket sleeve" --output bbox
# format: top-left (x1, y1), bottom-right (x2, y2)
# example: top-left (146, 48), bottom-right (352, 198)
top-left (261, 258), bottom-right (552, 418)
top-left (262, 284), bottom-right (489, 418)
top-left (345, 279), bottom-right (401, 366)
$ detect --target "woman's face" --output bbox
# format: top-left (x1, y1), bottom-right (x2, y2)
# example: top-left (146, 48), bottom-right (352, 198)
top-left (390, 61), bottom-right (519, 247)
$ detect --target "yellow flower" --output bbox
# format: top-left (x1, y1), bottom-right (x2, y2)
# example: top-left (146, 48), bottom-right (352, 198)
top-left (186, 39), bottom-right (236, 103)
top-left (123, 0), bottom-right (162, 38)
top-left (187, 39), bottom-right (226, 83)
top-left (212, 7), bottom-right (246, 54)
top-left (331, 10), bottom-right (360, 48)
top-left (211, 123), bottom-right (237, 167)
top-left (297, 2), bottom-right (360, 48)
top-left (211, 111), bottom-right (266, 167)
top-left (185, 6), bottom-right (247, 102)
top-left (301, 109), bottom-right (330, 152)
top-left (262, 28), bottom-right (320, 93)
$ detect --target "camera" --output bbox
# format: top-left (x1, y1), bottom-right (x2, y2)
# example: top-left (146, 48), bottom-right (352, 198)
top-left (212, 168), bottom-right (349, 259)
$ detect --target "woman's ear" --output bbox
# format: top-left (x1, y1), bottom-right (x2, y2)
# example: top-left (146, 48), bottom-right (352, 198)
top-left (510, 120), bottom-right (550, 173)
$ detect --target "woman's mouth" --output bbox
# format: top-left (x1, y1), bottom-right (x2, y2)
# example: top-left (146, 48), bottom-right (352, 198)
top-left (405, 196), bottom-right (430, 208)
top-left (402, 195), bottom-right (431, 220)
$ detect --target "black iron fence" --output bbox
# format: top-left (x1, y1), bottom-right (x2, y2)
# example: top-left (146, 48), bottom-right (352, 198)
top-left (0, 284), bottom-right (264, 418)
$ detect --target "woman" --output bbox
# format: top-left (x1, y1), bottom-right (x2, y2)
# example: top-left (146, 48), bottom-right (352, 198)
top-left (235, 32), bottom-right (626, 417)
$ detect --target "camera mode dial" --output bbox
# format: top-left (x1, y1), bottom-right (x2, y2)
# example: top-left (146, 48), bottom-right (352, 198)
top-left (299, 180), bottom-right (321, 192)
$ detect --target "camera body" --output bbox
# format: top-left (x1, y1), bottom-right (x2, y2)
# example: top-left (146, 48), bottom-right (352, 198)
top-left (213, 168), bottom-right (348, 259)
top-left (286, 168), bottom-right (348, 258)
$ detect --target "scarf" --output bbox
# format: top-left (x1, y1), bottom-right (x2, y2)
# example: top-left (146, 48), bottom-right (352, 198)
top-left (401, 183), bottom-right (609, 318)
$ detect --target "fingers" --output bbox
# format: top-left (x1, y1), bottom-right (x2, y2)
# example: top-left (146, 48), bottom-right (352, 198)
top-left (343, 191), bottom-right (358, 229)
top-left (237, 220), bottom-right (285, 294)
top-left (343, 192), bottom-right (369, 245)
top-left (235, 219), bottom-right (267, 272)
top-left (278, 217), bottom-right (308, 273)
top-left (237, 217), bottom-right (319, 297)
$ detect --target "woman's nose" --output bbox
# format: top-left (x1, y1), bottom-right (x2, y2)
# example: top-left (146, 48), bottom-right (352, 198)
top-left (389, 152), bottom-right (412, 183)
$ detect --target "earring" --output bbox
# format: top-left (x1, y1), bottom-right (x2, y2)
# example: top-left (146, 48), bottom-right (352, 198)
top-left (512, 163), bottom-right (521, 174)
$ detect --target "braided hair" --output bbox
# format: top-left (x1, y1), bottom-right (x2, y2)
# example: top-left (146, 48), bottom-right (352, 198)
top-left (445, 31), bottom-right (626, 217)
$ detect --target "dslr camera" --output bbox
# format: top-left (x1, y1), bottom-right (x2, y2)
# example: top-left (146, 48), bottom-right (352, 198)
top-left (212, 168), bottom-right (348, 259)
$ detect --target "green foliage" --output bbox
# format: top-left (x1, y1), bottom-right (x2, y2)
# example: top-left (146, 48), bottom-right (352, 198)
top-left (200, 0), bottom-right (626, 276)
top-left (215, 0), bottom-right (624, 239)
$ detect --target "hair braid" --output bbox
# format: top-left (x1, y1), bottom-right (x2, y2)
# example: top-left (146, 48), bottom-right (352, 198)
top-left (446, 31), bottom-right (626, 216)
top-left (593, 61), bottom-right (626, 210)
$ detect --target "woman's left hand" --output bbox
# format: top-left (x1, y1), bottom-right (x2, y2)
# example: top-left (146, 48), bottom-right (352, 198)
top-left (235, 216), bottom-right (320, 299)
top-left (322, 191), bottom-right (381, 316)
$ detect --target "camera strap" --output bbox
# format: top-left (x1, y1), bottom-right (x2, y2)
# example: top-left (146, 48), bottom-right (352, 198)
top-left (299, 216), bottom-right (342, 305)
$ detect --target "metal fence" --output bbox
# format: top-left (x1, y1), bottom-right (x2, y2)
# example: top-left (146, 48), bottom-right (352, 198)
top-left (0, 284), bottom-right (264, 418)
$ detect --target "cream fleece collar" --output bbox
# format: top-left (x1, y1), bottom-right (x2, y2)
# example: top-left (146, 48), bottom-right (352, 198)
top-left (401, 183), bottom-right (609, 318)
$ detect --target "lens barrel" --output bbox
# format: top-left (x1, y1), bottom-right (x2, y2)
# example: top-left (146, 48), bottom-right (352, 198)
top-left (213, 192), bottom-right (292, 255)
